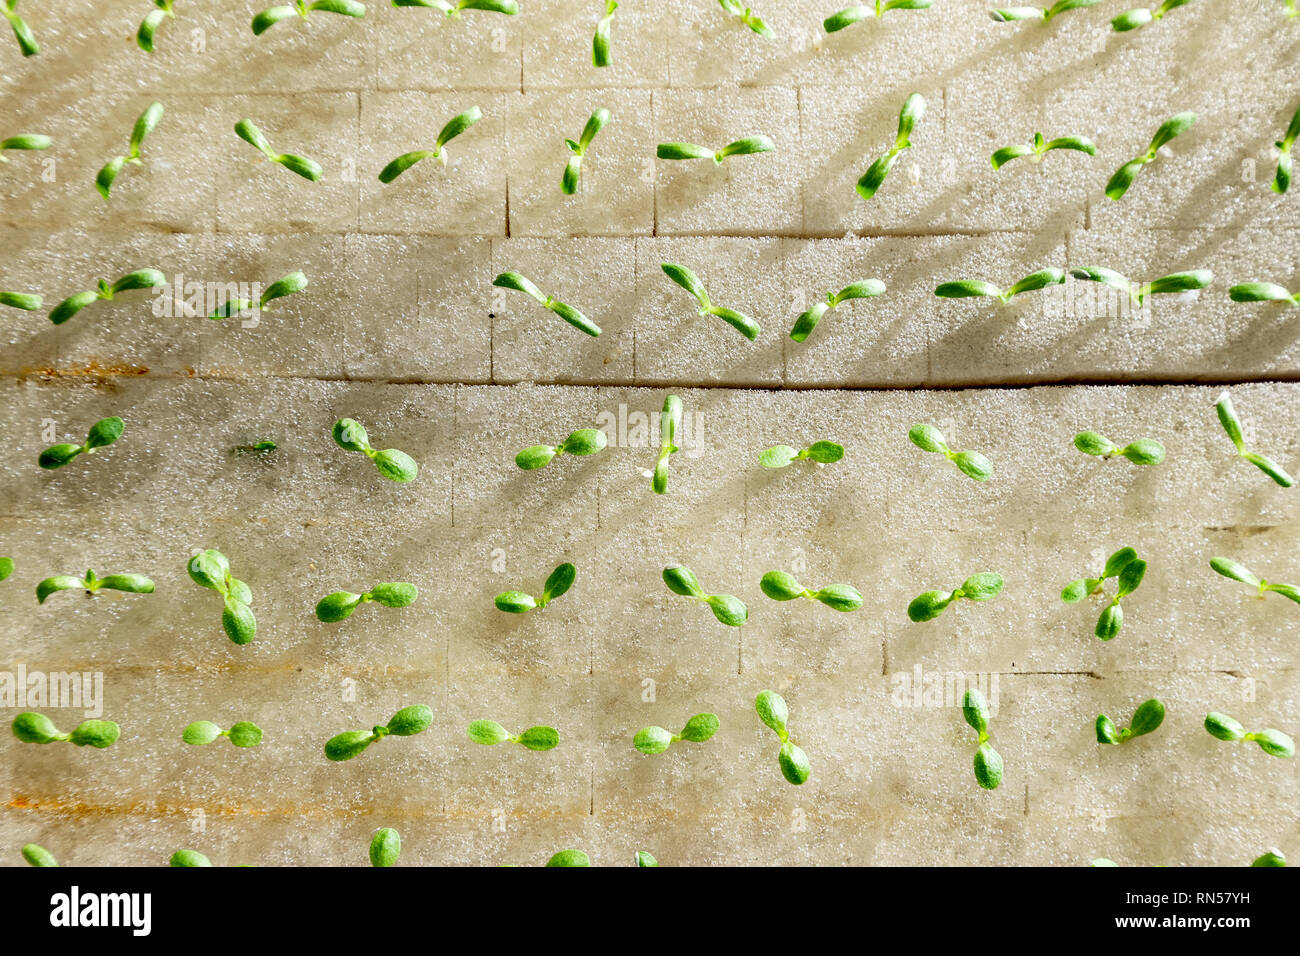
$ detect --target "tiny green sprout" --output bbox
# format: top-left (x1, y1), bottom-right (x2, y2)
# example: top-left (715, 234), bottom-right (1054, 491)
top-left (1096, 698), bottom-right (1165, 744)
top-left (562, 108), bottom-right (610, 195)
top-left (935, 268), bottom-right (1065, 304)
top-left (315, 582), bottom-right (417, 622)
top-left (717, 0), bottom-right (773, 37)
top-left (0, 291), bottom-right (42, 311)
top-left (236, 118), bottom-right (322, 182)
top-left (12, 712), bottom-right (121, 749)
top-left (633, 713), bottom-right (719, 755)
top-left (656, 135), bottom-right (775, 166)
top-left (516, 427), bottom-right (607, 470)
top-left (494, 562), bottom-right (575, 614)
top-left (653, 394), bottom-right (682, 494)
top-left (991, 132), bottom-right (1096, 169)
top-left (759, 440), bottom-right (843, 468)
top-left (21, 844), bottom-right (57, 867)
top-left (1273, 100), bottom-right (1299, 193)
top-left (825, 2), bottom-right (933, 33)
top-left (0, 133), bottom-right (51, 162)
top-left (1111, 0), bottom-right (1189, 32)
top-left (1209, 557), bottom-right (1300, 605)
top-left (663, 565), bottom-right (747, 626)
top-left (907, 572), bottom-right (1003, 623)
top-left (790, 279), bottom-right (885, 342)
top-left (137, 1), bottom-right (177, 52)
top-left (182, 720), bottom-right (263, 748)
top-left (1229, 281), bottom-right (1299, 308)
top-left (962, 689), bottom-right (1002, 790)
top-left (187, 548), bottom-right (257, 645)
top-left (857, 93), bottom-right (924, 201)
top-left (635, 851), bottom-right (659, 867)
top-left (170, 849), bottom-right (212, 867)
top-left (369, 828), bottom-right (400, 867)
top-left (48, 269), bottom-right (166, 325)
top-left (661, 263), bottom-right (759, 340)
top-left (1061, 546), bottom-right (1146, 641)
top-left (1214, 392), bottom-right (1293, 487)
top-left (1068, 266), bottom-right (1212, 307)
top-left (1105, 111), bottom-right (1196, 200)
top-left (36, 569), bottom-right (154, 604)
top-left (379, 106), bottom-right (482, 183)
top-left (546, 850), bottom-right (590, 867)
top-left (253, 0), bottom-right (366, 35)
top-left (466, 720), bottom-right (560, 751)
top-left (1286, 0), bottom-right (1299, 20)
top-left (492, 271), bottom-right (601, 337)
top-left (1204, 712), bottom-right (1295, 758)
top-left (392, 0), bottom-right (516, 13)
top-left (324, 704), bottom-right (433, 762)
top-left (989, 0), bottom-right (1100, 21)
top-left (1252, 850), bottom-right (1287, 867)
top-left (593, 0), bottom-right (617, 67)
top-left (0, 557), bottom-right (12, 582)
top-left (760, 571), bottom-right (862, 612)
top-left (755, 690), bottom-right (809, 785)
top-left (38, 416), bottom-right (125, 470)
top-left (96, 101), bottom-right (163, 200)
top-left (4, 0), bottom-right (38, 57)
top-left (1072, 431), bottom-right (1165, 465)
top-left (908, 423), bottom-right (993, 481)
top-left (332, 418), bottom-right (419, 482)
top-left (208, 271), bottom-right (308, 320)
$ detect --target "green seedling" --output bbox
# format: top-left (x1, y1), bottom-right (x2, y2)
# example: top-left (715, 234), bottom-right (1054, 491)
top-left (989, 0), bottom-right (1101, 21)
top-left (718, 0), bottom-right (772, 37)
top-left (991, 132), bottom-right (1096, 169)
top-left (170, 850), bottom-right (212, 867)
top-left (96, 101), bottom-right (163, 200)
top-left (653, 394), bottom-right (682, 494)
top-left (759, 440), bottom-right (843, 468)
top-left (492, 271), bottom-right (600, 336)
top-left (0, 557), bottom-right (12, 582)
top-left (392, 0), bottom-right (516, 14)
top-left (379, 106), bottom-right (482, 182)
top-left (316, 582), bottom-right (417, 622)
top-left (494, 562), bottom-right (575, 614)
top-left (1209, 557), bottom-right (1300, 605)
top-left (21, 844), bottom-right (56, 867)
top-left (663, 565), bottom-right (747, 626)
top-left (187, 548), bottom-right (256, 645)
top-left (562, 108), bottom-right (610, 195)
top-left (661, 263), bottom-right (759, 340)
top-left (1204, 712), bottom-right (1295, 758)
top-left (1096, 698), bottom-right (1165, 744)
top-left (1073, 431), bottom-right (1165, 465)
top-left (38, 417), bottom-right (125, 470)
top-left (36, 569), bottom-right (154, 604)
top-left (236, 119), bottom-right (322, 181)
top-left (907, 572), bottom-right (1003, 622)
top-left (516, 428), bottom-right (607, 470)
top-left (1230, 281), bottom-right (1300, 308)
top-left (593, 0), bottom-right (617, 66)
top-left (324, 704), bottom-right (433, 762)
top-left (253, 0), bottom-right (366, 34)
top-left (1252, 850), bottom-right (1287, 867)
top-left (4, 0), bottom-right (38, 56)
top-left (1069, 266), bottom-right (1212, 306)
top-left (1061, 546), bottom-right (1146, 640)
top-left (1105, 111), bottom-right (1196, 199)
top-left (1274, 100), bottom-right (1299, 193)
top-left (1112, 0), bottom-right (1189, 32)
top-left (908, 423), bottom-right (993, 481)
top-left (1286, 0), bottom-right (1299, 20)
top-left (635, 851), bottom-right (659, 867)
top-left (48, 270), bottom-right (166, 325)
top-left (825, 2), bottom-right (932, 32)
top-left (466, 720), bottom-right (560, 751)
top-left (0, 133), bottom-right (51, 162)
top-left (1215, 392), bottom-right (1293, 487)
top-left (790, 279), bottom-right (885, 342)
top-left (333, 418), bottom-right (419, 483)
top-left (233, 440), bottom-right (277, 455)
top-left (0, 291), bottom-right (42, 311)
top-left (208, 271), bottom-right (308, 320)
top-left (858, 92), bottom-right (924, 201)
top-left (760, 571), bottom-right (862, 611)
top-left (546, 850), bottom-right (590, 867)
top-left (137, 1), bottom-right (177, 52)
top-left (656, 135), bottom-right (775, 165)
top-left (935, 268), bottom-right (1065, 304)
top-left (182, 720), bottom-right (263, 747)
top-left (369, 828), bottom-right (400, 867)
top-left (12, 712), bottom-right (120, 748)
top-left (634, 713), bottom-right (719, 755)
top-left (755, 690), bottom-right (809, 785)
top-left (963, 689), bottom-right (1002, 790)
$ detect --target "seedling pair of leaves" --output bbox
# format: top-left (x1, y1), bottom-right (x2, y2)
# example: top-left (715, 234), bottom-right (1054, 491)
top-left (36, 569), bottom-right (154, 605)
top-left (324, 704), bottom-right (433, 761)
top-left (467, 720), bottom-right (559, 751)
top-left (1096, 698), bottom-right (1164, 744)
top-left (138, 1), bottom-right (178, 52)
top-left (760, 571), bottom-right (863, 611)
top-left (653, 394), bottom-right (682, 493)
top-left (1062, 546), bottom-right (1146, 641)
top-left (393, 0), bottom-right (517, 15)
top-left (1106, 111), bottom-right (1196, 200)
top-left (4, 0), bottom-right (38, 56)
top-left (237, 119), bottom-right (322, 181)
top-left (1215, 392), bottom-right (1293, 487)
top-left (1210, 557), bottom-right (1300, 605)
top-left (0, 133), bottom-right (50, 163)
top-left (989, 0), bottom-right (1100, 22)
top-left (935, 268), bottom-right (1064, 304)
top-left (38, 417), bottom-right (124, 470)
top-left (1272, 100), bottom-right (1300, 193)
top-left (187, 549), bottom-right (256, 645)
top-left (908, 572), bottom-right (1003, 622)
top-left (516, 428), bottom-right (607, 470)
top-left (662, 263), bottom-right (759, 340)
top-left (495, 563), bottom-right (575, 614)
top-left (826, 2), bottom-right (933, 32)
top-left (657, 135), bottom-right (775, 165)
top-left (963, 689), bottom-right (1003, 790)
top-left (493, 271), bottom-right (601, 337)
top-left (563, 108), bottom-right (609, 194)
top-left (908, 423), bottom-right (993, 481)
top-left (759, 440), bottom-right (843, 468)
top-left (718, 0), bottom-right (772, 38)
top-left (1073, 431), bottom-right (1165, 465)
top-left (663, 565), bottom-right (747, 626)
top-left (48, 269), bottom-right (165, 325)
top-left (1112, 0), bottom-right (1189, 32)
top-left (1205, 712), bottom-right (1295, 758)
top-left (183, 720), bottom-right (263, 748)
top-left (991, 132), bottom-right (1095, 169)
top-left (209, 272), bottom-right (308, 320)
top-left (253, 0), bottom-right (366, 35)
top-left (333, 418), bottom-right (420, 482)
top-left (316, 582), bottom-right (418, 622)
top-left (12, 712), bottom-right (120, 749)
top-left (1069, 266), bottom-right (1211, 307)
top-left (756, 691), bottom-right (809, 784)
top-left (634, 713), bottom-right (719, 755)
top-left (858, 93), bottom-right (924, 201)
top-left (380, 107), bottom-right (482, 183)
top-left (789, 280), bottom-right (885, 342)
top-left (97, 102), bottom-right (164, 200)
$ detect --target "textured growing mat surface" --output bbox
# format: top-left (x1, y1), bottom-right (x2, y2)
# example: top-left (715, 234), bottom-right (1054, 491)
top-left (0, 1), bottom-right (1297, 866)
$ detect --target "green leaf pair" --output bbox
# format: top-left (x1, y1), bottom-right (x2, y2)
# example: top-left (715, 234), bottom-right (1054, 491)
top-left (369, 828), bottom-right (400, 867)
top-left (494, 562), bottom-right (575, 613)
top-left (760, 570), bottom-right (863, 611)
top-left (1105, 111), bottom-right (1196, 200)
top-left (182, 720), bottom-right (263, 748)
top-left (755, 690), bottom-right (809, 785)
top-left (38, 416), bottom-right (125, 470)
top-left (935, 268), bottom-right (1065, 304)
top-left (908, 572), bottom-right (1003, 622)
top-left (1215, 392), bottom-right (1293, 487)
top-left (759, 440), bottom-right (843, 468)
top-left (467, 720), bottom-right (560, 751)
top-left (908, 423), bottom-right (993, 481)
top-left (562, 108), bottom-right (610, 195)
top-left (333, 418), bottom-right (420, 482)
top-left (97, 101), bottom-right (164, 200)
top-left (962, 689), bottom-right (1003, 790)
top-left (991, 132), bottom-right (1096, 169)
top-left (593, 0), bottom-right (617, 67)
top-left (379, 106), bottom-right (482, 183)
top-left (0, 133), bottom-right (51, 163)
top-left (1273, 100), bottom-right (1299, 194)
top-left (187, 548), bottom-right (257, 645)
top-left (1209, 557), bottom-right (1300, 605)
top-left (137, 0), bottom-right (176, 52)
top-left (492, 271), bottom-right (601, 337)
top-left (0, 290), bottom-right (42, 311)
top-left (516, 427), bottom-right (607, 470)
top-left (1073, 431), bottom-right (1165, 465)
top-left (315, 582), bottom-right (418, 622)
top-left (49, 269), bottom-right (166, 325)
top-left (208, 271), bottom-right (308, 320)
top-left (1111, 0), bottom-right (1189, 32)
top-left (664, 565), bottom-right (747, 626)
top-left (1069, 266), bottom-right (1211, 307)
top-left (790, 280), bottom-right (885, 342)
top-left (1204, 712), bottom-right (1294, 758)
top-left (1230, 282), bottom-right (1300, 308)
top-left (857, 93), bottom-right (924, 201)
top-left (393, 0), bottom-right (516, 15)
top-left (36, 568), bottom-right (154, 604)
top-left (717, 0), bottom-right (773, 38)
top-left (1061, 546), bottom-right (1146, 641)
top-left (656, 135), bottom-right (775, 165)
top-left (236, 118), bottom-right (322, 182)
top-left (12, 712), bottom-right (120, 749)
top-left (253, 0), bottom-right (366, 35)
top-left (989, 0), bottom-right (1100, 22)
top-left (634, 713), bottom-right (719, 755)
top-left (1096, 698), bottom-right (1164, 744)
top-left (4, 0), bottom-right (38, 56)
top-left (826, 2), bottom-right (932, 32)
top-left (653, 394), bottom-right (682, 494)
top-left (324, 704), bottom-right (433, 762)
top-left (662, 263), bottom-right (759, 340)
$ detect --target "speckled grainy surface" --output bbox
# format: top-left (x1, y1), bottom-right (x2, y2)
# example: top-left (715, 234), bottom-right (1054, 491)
top-left (0, 1), bottom-right (1297, 867)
